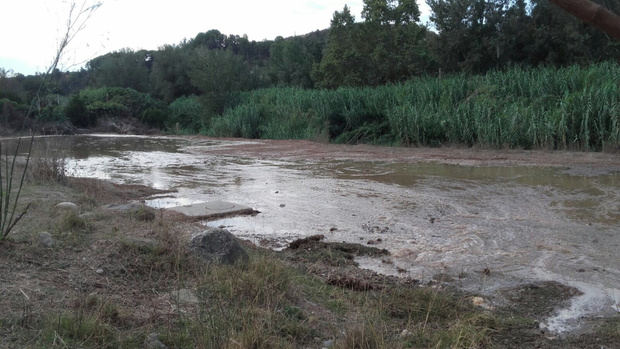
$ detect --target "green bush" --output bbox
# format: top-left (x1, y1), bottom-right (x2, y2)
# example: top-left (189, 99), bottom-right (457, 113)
top-left (141, 107), bottom-right (167, 128)
top-left (167, 95), bottom-right (205, 132)
top-left (65, 95), bottom-right (88, 126)
top-left (69, 87), bottom-right (165, 127)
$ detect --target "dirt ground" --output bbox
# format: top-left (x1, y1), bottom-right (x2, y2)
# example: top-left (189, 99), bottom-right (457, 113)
top-left (200, 137), bottom-right (620, 174)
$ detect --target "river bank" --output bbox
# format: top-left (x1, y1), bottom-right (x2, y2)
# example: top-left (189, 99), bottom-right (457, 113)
top-left (0, 172), bottom-right (618, 348)
top-left (1, 134), bottom-right (619, 347)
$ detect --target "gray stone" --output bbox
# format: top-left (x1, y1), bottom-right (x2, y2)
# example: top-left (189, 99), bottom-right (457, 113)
top-left (79, 212), bottom-right (96, 219)
top-left (103, 202), bottom-right (156, 221)
top-left (190, 228), bottom-right (249, 265)
top-left (322, 339), bottom-right (334, 348)
top-left (102, 202), bottom-right (143, 212)
top-left (170, 288), bottom-right (199, 304)
top-left (39, 232), bottom-right (54, 248)
top-left (55, 202), bottom-right (79, 213)
top-left (145, 333), bottom-right (168, 349)
top-left (167, 201), bottom-right (256, 220)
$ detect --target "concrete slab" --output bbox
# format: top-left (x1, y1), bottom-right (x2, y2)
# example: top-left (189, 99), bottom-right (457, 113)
top-left (166, 201), bottom-right (257, 220)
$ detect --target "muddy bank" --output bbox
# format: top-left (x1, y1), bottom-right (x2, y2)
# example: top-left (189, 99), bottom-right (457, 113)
top-left (200, 137), bottom-right (620, 174)
top-left (1, 155), bottom-right (618, 347)
top-left (9, 134), bottom-right (619, 337)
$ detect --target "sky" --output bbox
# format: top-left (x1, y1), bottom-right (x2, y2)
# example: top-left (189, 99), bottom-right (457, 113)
top-left (0, 0), bottom-right (431, 75)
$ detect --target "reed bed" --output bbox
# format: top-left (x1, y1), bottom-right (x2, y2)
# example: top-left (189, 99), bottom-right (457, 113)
top-left (207, 62), bottom-right (619, 150)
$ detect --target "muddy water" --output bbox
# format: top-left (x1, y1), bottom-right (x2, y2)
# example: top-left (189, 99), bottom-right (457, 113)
top-left (17, 135), bottom-right (620, 333)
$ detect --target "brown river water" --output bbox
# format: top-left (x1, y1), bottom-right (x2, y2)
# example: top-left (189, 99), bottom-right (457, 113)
top-left (7, 134), bottom-right (620, 334)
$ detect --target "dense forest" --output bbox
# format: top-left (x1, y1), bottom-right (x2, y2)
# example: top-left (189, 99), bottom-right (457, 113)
top-left (1, 0), bottom-right (619, 150)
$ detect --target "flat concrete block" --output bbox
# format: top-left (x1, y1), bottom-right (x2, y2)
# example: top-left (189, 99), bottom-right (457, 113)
top-left (166, 201), bottom-right (257, 220)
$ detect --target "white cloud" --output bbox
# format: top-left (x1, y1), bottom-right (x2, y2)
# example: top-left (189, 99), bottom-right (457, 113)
top-left (0, 0), bottom-right (430, 75)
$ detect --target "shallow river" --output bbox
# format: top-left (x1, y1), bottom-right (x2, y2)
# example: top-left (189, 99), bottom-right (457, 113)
top-left (18, 135), bottom-right (620, 333)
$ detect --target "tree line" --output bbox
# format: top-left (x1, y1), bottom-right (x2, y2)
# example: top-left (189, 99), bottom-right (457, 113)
top-left (1, 0), bottom-right (618, 142)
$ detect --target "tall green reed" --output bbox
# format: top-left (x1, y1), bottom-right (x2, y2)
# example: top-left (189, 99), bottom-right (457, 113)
top-left (205, 62), bottom-right (619, 150)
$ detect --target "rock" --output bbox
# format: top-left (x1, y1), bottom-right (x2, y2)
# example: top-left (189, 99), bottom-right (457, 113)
top-left (96, 268), bottom-right (104, 275)
top-left (399, 329), bottom-right (411, 337)
top-left (472, 296), bottom-right (494, 310)
top-left (102, 202), bottom-right (143, 212)
top-left (367, 238), bottom-right (382, 245)
top-left (79, 212), bottom-right (96, 219)
top-left (145, 333), bottom-right (168, 349)
top-left (104, 202), bottom-right (156, 221)
top-left (189, 228), bottom-right (249, 265)
top-left (167, 201), bottom-right (256, 220)
top-left (170, 289), bottom-right (199, 304)
top-left (322, 339), bottom-right (334, 348)
top-left (279, 204), bottom-right (286, 208)
top-left (39, 232), bottom-right (54, 248)
top-left (56, 202), bottom-right (79, 213)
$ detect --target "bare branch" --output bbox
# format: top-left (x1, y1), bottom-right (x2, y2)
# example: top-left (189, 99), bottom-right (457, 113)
top-left (549, 0), bottom-right (620, 40)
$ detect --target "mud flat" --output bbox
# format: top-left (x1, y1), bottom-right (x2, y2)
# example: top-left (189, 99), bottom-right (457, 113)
top-left (27, 134), bottom-right (618, 335)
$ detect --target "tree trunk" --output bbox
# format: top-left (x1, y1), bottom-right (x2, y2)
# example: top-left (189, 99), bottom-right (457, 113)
top-left (549, 0), bottom-right (620, 40)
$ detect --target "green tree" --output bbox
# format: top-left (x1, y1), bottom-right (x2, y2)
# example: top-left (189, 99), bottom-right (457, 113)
top-left (150, 45), bottom-right (197, 102)
top-left (362, 0), bottom-right (420, 24)
top-left (87, 49), bottom-right (151, 92)
top-left (269, 36), bottom-right (317, 88)
top-left (190, 48), bottom-right (255, 115)
top-left (316, 3), bottom-right (432, 88)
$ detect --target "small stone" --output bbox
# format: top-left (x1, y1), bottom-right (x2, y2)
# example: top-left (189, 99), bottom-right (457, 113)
top-left (322, 339), bottom-right (334, 348)
top-left (170, 289), bottom-right (199, 304)
top-left (56, 202), bottom-right (79, 213)
top-left (279, 204), bottom-right (286, 208)
top-left (96, 268), bottom-right (104, 274)
top-left (145, 333), bottom-right (168, 349)
top-left (399, 329), bottom-right (411, 337)
top-left (102, 202), bottom-right (143, 212)
top-left (472, 296), bottom-right (494, 310)
top-left (472, 297), bottom-right (485, 306)
top-left (79, 212), bottom-right (95, 219)
top-left (329, 227), bottom-right (338, 232)
top-left (39, 232), bottom-right (54, 248)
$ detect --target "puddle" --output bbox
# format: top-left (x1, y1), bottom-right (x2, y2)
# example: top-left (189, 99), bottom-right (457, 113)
top-left (12, 134), bottom-right (619, 334)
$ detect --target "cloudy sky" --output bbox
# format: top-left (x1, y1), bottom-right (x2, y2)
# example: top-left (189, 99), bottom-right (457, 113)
top-left (0, 0), bottom-right (431, 75)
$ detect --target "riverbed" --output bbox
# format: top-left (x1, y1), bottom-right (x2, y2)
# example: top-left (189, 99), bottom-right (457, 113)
top-left (17, 134), bottom-right (620, 334)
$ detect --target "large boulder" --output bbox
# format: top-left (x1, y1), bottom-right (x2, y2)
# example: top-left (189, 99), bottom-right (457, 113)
top-left (189, 228), bottom-right (249, 265)
top-left (55, 202), bottom-right (79, 213)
